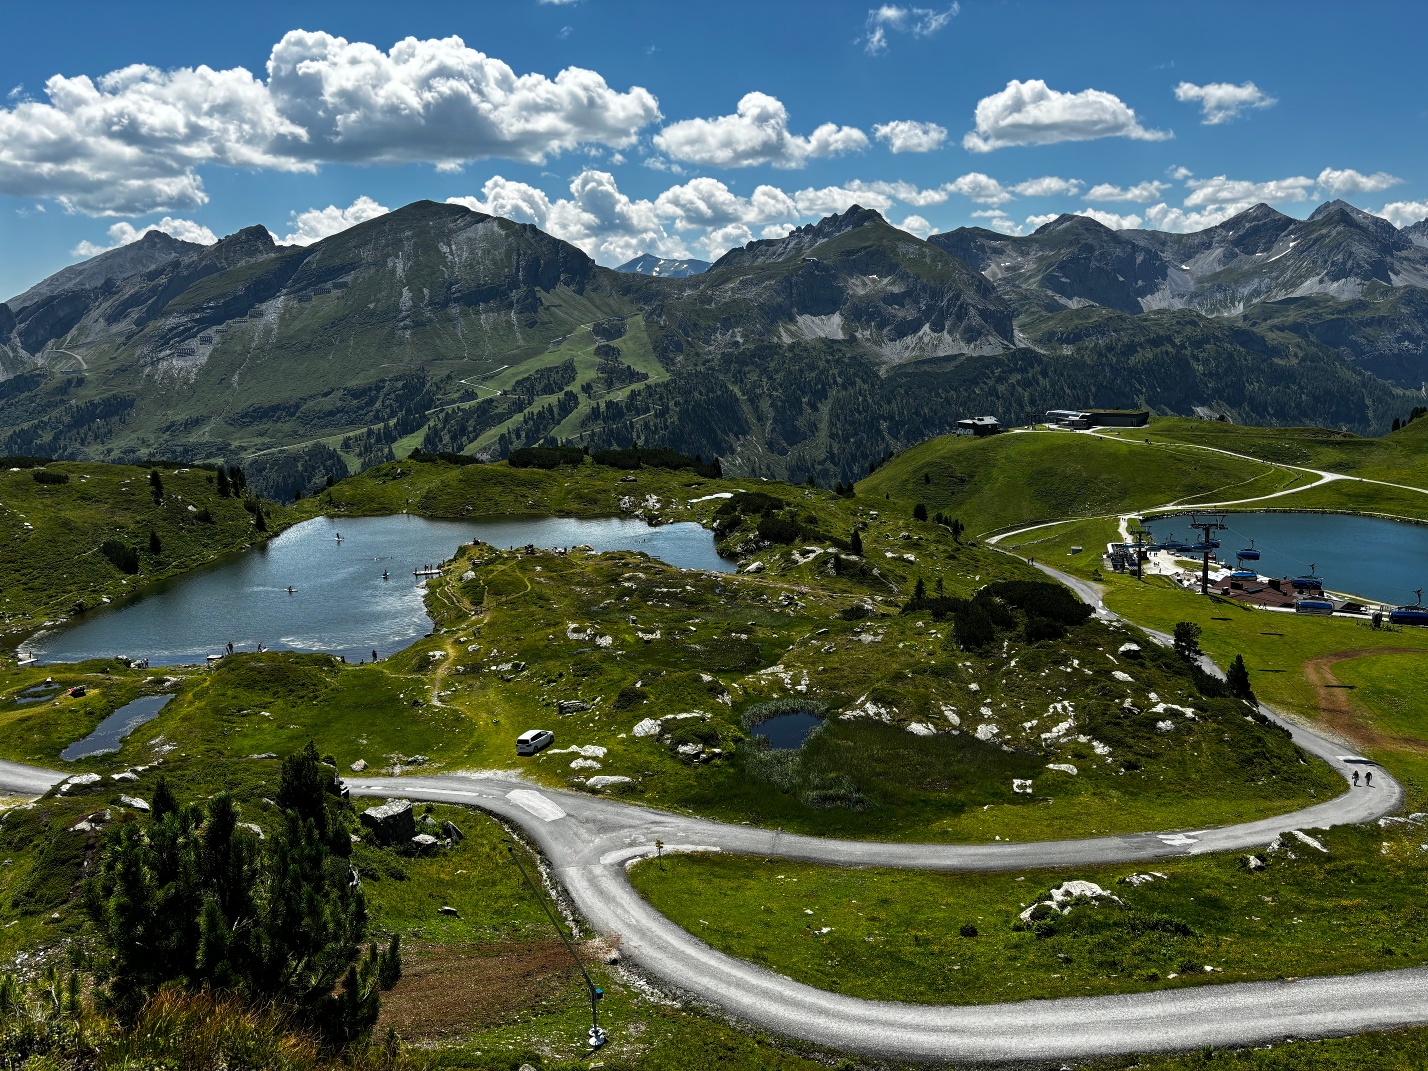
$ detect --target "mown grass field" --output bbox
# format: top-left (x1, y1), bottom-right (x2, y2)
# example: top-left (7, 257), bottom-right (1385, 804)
top-left (631, 814), bottom-right (1428, 1006)
top-left (858, 428), bottom-right (1303, 538)
top-left (1137, 415), bottom-right (1428, 491)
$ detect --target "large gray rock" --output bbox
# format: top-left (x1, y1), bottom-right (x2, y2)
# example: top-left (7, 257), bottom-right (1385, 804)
top-left (360, 799), bottom-right (415, 846)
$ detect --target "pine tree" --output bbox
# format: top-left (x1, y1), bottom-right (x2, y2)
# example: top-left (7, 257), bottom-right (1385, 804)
top-left (1173, 621), bottom-right (1203, 661)
top-left (216, 467), bottom-right (231, 497)
top-left (1227, 654), bottom-right (1255, 702)
top-left (148, 469), bottom-right (164, 502)
top-left (850, 528), bottom-right (863, 555)
top-left (148, 530), bottom-right (161, 556)
top-left (913, 502), bottom-right (928, 521)
top-left (85, 747), bottom-right (396, 1045)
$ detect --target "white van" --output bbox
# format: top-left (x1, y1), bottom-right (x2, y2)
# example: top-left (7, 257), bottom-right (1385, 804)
top-left (516, 729), bottom-right (555, 756)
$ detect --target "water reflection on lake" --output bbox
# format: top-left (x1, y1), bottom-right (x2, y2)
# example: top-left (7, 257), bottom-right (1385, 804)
top-left (1151, 510), bottom-right (1428, 605)
top-left (751, 711), bottom-right (824, 749)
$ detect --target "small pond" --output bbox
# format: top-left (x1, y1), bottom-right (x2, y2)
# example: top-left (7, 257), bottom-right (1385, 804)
top-left (12, 681), bottom-right (63, 705)
top-left (61, 695), bottom-right (172, 761)
top-left (751, 712), bottom-right (824, 750)
top-left (1151, 510), bottom-right (1428, 605)
top-left (25, 514), bottom-right (734, 667)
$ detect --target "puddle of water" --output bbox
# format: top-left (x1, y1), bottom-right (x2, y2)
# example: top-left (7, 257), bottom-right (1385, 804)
top-left (751, 711), bottom-right (823, 750)
top-left (61, 695), bottom-right (173, 761)
top-left (12, 683), bottom-right (63, 705)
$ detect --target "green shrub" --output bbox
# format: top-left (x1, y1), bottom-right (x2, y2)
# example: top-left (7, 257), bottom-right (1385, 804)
top-left (100, 540), bottom-right (140, 574)
top-left (756, 515), bottom-right (801, 544)
top-left (30, 469), bottom-right (69, 484)
top-left (507, 445), bottom-right (585, 469)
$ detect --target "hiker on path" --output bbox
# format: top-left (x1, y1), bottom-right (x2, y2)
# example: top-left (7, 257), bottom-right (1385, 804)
top-left (1365, 770), bottom-right (1374, 787)
top-left (1353, 770), bottom-right (1361, 786)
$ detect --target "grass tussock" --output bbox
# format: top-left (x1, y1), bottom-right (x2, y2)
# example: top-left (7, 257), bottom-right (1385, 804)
top-left (0, 981), bottom-right (407, 1071)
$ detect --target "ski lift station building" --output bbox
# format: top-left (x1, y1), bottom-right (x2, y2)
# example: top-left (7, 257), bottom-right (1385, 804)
top-left (1046, 408), bottom-right (1150, 429)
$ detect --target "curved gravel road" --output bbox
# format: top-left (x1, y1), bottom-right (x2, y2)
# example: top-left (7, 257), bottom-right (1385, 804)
top-left (1, 561), bottom-right (1419, 1060)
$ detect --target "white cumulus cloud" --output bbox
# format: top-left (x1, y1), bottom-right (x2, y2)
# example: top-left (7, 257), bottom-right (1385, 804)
top-left (946, 172), bottom-right (1013, 205)
top-left (1183, 174), bottom-right (1315, 207)
top-left (844, 179), bottom-right (949, 207)
top-left (1374, 200), bottom-right (1428, 228)
top-left (963, 79), bottom-right (1170, 152)
top-left (1316, 167), bottom-right (1400, 197)
top-left (898, 214), bottom-right (935, 237)
top-left (452, 169), bottom-right (688, 265)
top-left (873, 119), bottom-right (947, 153)
top-left (863, 4), bottom-right (959, 54)
top-left (1076, 207), bottom-right (1143, 230)
top-left (792, 184), bottom-right (893, 216)
top-left (72, 216), bottom-right (219, 257)
top-left (653, 92), bottom-right (867, 168)
top-left (0, 31), bottom-right (660, 216)
top-left (1174, 81), bottom-right (1275, 125)
top-left (1085, 180), bottom-right (1168, 203)
top-left (1143, 201), bottom-right (1253, 232)
top-left (265, 31), bottom-right (659, 167)
top-left (1012, 175), bottom-right (1081, 197)
top-left (969, 209), bottom-right (1023, 235)
top-left (653, 177), bottom-right (797, 230)
top-left (279, 196), bottom-right (390, 246)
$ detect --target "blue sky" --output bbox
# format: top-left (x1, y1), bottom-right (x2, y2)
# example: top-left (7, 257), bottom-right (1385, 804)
top-left (3, 0), bottom-right (1427, 299)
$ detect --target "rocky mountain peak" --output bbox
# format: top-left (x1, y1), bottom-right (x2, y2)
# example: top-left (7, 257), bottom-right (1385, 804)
top-left (711, 205), bottom-right (888, 269)
top-left (1306, 199), bottom-right (1400, 241)
top-left (1033, 213), bottom-right (1110, 237)
top-left (617, 253), bottom-right (711, 278)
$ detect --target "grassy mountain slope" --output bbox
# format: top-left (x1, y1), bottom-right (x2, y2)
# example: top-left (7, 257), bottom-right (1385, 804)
top-left (1139, 415), bottom-right (1428, 489)
top-left (0, 460), bottom-right (290, 636)
top-left (0, 453), bottom-right (1421, 1062)
top-left (1, 200), bottom-right (1423, 494)
top-left (857, 429), bottom-right (1301, 536)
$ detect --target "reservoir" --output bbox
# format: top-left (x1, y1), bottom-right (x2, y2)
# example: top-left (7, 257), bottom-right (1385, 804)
top-left (1151, 510), bottom-right (1428, 605)
top-left (25, 514), bottom-right (734, 667)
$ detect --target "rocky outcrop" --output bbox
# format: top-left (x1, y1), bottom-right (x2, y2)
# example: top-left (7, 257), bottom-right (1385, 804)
top-left (360, 798), bottom-right (415, 845)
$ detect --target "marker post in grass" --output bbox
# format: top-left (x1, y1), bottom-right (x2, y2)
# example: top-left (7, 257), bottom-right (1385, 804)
top-left (506, 843), bottom-right (608, 1049)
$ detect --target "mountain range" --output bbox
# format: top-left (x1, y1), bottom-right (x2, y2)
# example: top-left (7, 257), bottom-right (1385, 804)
top-left (0, 197), bottom-right (1423, 494)
top-left (616, 253), bottom-right (711, 278)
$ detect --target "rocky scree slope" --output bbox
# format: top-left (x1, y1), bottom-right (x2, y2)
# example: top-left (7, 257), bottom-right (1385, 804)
top-left (930, 200), bottom-right (1428, 388)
